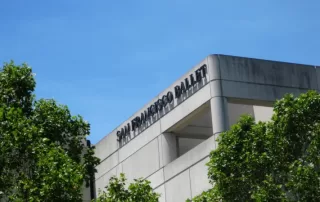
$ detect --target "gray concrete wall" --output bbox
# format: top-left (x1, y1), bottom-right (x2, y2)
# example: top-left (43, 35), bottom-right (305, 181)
top-left (217, 54), bottom-right (317, 101)
top-left (93, 54), bottom-right (318, 202)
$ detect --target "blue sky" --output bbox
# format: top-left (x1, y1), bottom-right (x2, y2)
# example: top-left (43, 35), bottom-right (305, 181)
top-left (1, 0), bottom-right (319, 144)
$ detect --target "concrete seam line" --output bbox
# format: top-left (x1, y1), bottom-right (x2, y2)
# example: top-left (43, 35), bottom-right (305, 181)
top-left (221, 78), bottom-right (318, 90)
top-left (189, 167), bottom-right (193, 199)
top-left (152, 154), bottom-right (210, 191)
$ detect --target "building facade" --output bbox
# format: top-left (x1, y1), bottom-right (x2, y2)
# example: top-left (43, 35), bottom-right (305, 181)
top-left (93, 54), bottom-right (319, 202)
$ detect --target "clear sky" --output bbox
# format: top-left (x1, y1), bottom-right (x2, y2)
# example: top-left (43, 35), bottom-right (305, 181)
top-left (1, 0), bottom-right (319, 144)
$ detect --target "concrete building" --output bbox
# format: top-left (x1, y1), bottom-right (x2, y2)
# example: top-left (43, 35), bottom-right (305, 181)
top-left (93, 54), bottom-right (319, 202)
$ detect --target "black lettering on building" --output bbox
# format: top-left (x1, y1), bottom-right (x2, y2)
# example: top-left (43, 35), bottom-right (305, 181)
top-left (162, 95), bottom-right (168, 107)
top-left (157, 99), bottom-right (163, 110)
top-left (147, 106), bottom-right (152, 117)
top-left (174, 86), bottom-right (181, 98)
top-left (117, 65), bottom-right (207, 142)
top-left (116, 131), bottom-right (122, 141)
top-left (167, 91), bottom-right (174, 103)
top-left (124, 124), bottom-right (130, 135)
top-left (190, 74), bottom-right (196, 85)
top-left (135, 116), bottom-right (141, 127)
top-left (185, 78), bottom-right (191, 90)
top-left (131, 119), bottom-right (136, 131)
top-left (150, 104), bottom-right (157, 115)
top-left (180, 81), bottom-right (186, 93)
top-left (195, 69), bottom-right (202, 82)
top-left (154, 101), bottom-right (159, 113)
top-left (144, 110), bottom-right (149, 120)
top-left (200, 64), bottom-right (206, 77)
top-left (120, 128), bottom-right (125, 139)
top-left (141, 112), bottom-right (145, 124)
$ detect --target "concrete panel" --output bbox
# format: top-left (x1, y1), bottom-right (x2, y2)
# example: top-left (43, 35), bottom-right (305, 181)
top-left (119, 121), bottom-right (161, 162)
top-left (218, 55), bottom-right (317, 89)
top-left (146, 168), bottom-right (164, 189)
top-left (95, 130), bottom-right (119, 161)
top-left (178, 138), bottom-right (205, 157)
top-left (154, 185), bottom-right (166, 202)
top-left (190, 157), bottom-right (211, 198)
top-left (253, 105), bottom-right (274, 122)
top-left (222, 80), bottom-right (310, 102)
top-left (179, 126), bottom-right (212, 137)
top-left (158, 135), bottom-right (164, 168)
top-left (122, 138), bottom-right (160, 184)
top-left (95, 167), bottom-right (117, 195)
top-left (227, 103), bottom-right (254, 128)
top-left (95, 151), bottom-right (118, 179)
top-left (161, 84), bottom-right (211, 132)
top-left (159, 133), bottom-right (178, 168)
top-left (165, 170), bottom-right (191, 202)
top-left (164, 134), bottom-right (216, 181)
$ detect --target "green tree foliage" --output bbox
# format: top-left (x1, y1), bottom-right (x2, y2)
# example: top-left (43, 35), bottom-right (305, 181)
top-left (95, 173), bottom-right (160, 202)
top-left (0, 61), bottom-right (100, 201)
top-left (190, 91), bottom-right (320, 202)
